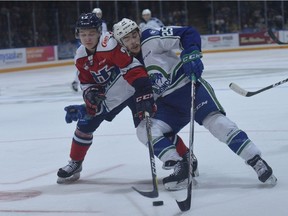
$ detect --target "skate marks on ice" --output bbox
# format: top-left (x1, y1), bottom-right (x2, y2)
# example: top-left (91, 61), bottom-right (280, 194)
top-left (0, 163), bottom-right (169, 200)
top-left (0, 190), bottom-right (41, 202)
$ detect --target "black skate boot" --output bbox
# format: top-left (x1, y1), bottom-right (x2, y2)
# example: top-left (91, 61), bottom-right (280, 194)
top-left (71, 81), bottom-right (79, 92)
top-left (183, 151), bottom-right (199, 177)
top-left (57, 160), bottom-right (83, 184)
top-left (163, 160), bottom-right (188, 191)
top-left (247, 155), bottom-right (277, 185)
top-left (162, 152), bottom-right (199, 177)
top-left (162, 160), bottom-right (178, 170)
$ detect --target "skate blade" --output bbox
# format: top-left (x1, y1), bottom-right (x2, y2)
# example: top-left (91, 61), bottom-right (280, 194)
top-left (164, 179), bottom-right (188, 191)
top-left (164, 178), bottom-right (198, 191)
top-left (264, 174), bottom-right (277, 186)
top-left (57, 173), bottom-right (80, 184)
top-left (192, 168), bottom-right (199, 177)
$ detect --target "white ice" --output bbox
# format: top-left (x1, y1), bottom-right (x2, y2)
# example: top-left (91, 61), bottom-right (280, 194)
top-left (0, 48), bottom-right (287, 216)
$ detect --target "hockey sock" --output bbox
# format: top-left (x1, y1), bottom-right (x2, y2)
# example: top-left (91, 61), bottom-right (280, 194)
top-left (154, 136), bottom-right (182, 162)
top-left (70, 140), bottom-right (91, 161)
top-left (173, 135), bottom-right (188, 157)
top-left (70, 130), bottom-right (93, 161)
top-left (203, 112), bottom-right (261, 158)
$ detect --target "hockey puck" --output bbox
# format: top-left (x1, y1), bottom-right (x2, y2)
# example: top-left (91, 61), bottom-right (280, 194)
top-left (153, 200), bottom-right (164, 206)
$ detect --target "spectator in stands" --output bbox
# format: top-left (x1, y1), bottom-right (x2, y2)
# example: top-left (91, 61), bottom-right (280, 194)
top-left (92, 8), bottom-right (108, 33)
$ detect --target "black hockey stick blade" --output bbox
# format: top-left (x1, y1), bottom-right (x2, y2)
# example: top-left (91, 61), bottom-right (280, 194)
top-left (268, 29), bottom-right (288, 45)
top-left (132, 186), bottom-right (158, 198)
top-left (176, 183), bottom-right (192, 211)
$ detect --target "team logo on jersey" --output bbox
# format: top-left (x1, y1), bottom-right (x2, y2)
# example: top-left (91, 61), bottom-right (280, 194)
top-left (150, 73), bottom-right (163, 84)
top-left (149, 30), bottom-right (159, 35)
top-left (101, 35), bottom-right (110, 47)
top-left (90, 65), bottom-right (114, 84)
top-left (149, 72), bottom-right (170, 95)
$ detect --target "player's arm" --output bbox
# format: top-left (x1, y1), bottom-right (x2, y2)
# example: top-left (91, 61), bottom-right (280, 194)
top-left (164, 26), bottom-right (203, 80)
top-left (170, 26), bottom-right (202, 50)
top-left (74, 57), bottom-right (106, 117)
top-left (112, 45), bottom-right (156, 119)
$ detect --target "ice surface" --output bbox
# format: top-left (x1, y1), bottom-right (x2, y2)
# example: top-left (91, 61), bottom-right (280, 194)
top-left (0, 48), bottom-right (287, 216)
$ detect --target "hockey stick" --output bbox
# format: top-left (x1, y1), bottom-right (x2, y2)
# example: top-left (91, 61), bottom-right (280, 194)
top-left (132, 111), bottom-right (159, 198)
top-left (176, 75), bottom-right (196, 211)
top-left (229, 78), bottom-right (288, 97)
top-left (268, 29), bottom-right (288, 45)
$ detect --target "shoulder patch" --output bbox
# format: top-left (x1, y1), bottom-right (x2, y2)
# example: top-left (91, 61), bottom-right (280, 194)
top-left (101, 34), bottom-right (110, 47)
top-left (141, 29), bottom-right (160, 41)
top-left (98, 32), bottom-right (117, 51)
top-left (149, 29), bottom-right (159, 35)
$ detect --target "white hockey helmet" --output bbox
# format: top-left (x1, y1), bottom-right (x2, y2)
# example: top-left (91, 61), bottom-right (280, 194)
top-left (142, 9), bottom-right (151, 16)
top-left (113, 18), bottom-right (139, 43)
top-left (92, 8), bottom-right (102, 18)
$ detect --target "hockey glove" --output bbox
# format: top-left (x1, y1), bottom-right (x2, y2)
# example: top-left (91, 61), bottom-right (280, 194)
top-left (180, 46), bottom-right (204, 80)
top-left (133, 78), bottom-right (157, 120)
top-left (83, 85), bottom-right (106, 116)
top-left (64, 105), bottom-right (87, 123)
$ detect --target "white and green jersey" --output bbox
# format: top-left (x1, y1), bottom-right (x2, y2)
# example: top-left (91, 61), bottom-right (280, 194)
top-left (139, 26), bottom-right (201, 100)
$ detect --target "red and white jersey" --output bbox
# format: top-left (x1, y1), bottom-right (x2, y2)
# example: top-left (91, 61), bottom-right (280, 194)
top-left (74, 32), bottom-right (147, 113)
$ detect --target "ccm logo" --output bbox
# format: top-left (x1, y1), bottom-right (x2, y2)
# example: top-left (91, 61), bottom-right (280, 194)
top-left (136, 93), bottom-right (153, 102)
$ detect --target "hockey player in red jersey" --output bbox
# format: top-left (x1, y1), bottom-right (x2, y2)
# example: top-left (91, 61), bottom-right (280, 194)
top-left (57, 12), bottom-right (156, 183)
top-left (71, 7), bottom-right (108, 92)
top-left (113, 18), bottom-right (277, 190)
top-left (57, 13), bottom-right (195, 185)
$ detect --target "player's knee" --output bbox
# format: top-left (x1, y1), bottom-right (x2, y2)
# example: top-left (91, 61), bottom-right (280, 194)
top-left (73, 129), bottom-right (93, 146)
top-left (136, 118), bottom-right (171, 146)
top-left (202, 112), bottom-right (238, 143)
top-left (136, 121), bottom-right (148, 145)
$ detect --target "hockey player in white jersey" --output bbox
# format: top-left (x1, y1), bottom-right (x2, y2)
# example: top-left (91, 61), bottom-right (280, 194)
top-left (139, 9), bottom-right (164, 32)
top-left (113, 18), bottom-right (277, 189)
top-left (92, 8), bottom-right (108, 33)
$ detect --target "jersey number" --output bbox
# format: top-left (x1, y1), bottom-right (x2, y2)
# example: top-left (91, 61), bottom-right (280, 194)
top-left (161, 27), bottom-right (173, 36)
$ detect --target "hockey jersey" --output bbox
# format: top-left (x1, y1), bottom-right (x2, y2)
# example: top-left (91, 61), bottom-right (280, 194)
top-left (74, 32), bottom-right (147, 114)
top-left (139, 17), bottom-right (164, 32)
top-left (139, 26), bottom-right (202, 99)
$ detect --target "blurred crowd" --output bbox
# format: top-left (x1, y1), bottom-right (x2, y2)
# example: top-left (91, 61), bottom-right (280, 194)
top-left (0, 1), bottom-right (287, 49)
top-left (205, 1), bottom-right (287, 34)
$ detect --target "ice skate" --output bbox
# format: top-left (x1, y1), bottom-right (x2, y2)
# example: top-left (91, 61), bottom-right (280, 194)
top-left (71, 81), bottom-right (79, 92)
top-left (163, 160), bottom-right (188, 191)
top-left (162, 160), bottom-right (178, 170)
top-left (183, 151), bottom-right (199, 177)
top-left (57, 160), bottom-right (83, 184)
top-left (163, 152), bottom-right (199, 177)
top-left (247, 155), bottom-right (277, 185)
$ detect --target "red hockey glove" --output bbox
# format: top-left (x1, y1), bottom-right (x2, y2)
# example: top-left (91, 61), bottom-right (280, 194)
top-left (83, 85), bottom-right (106, 116)
top-left (134, 80), bottom-right (157, 120)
